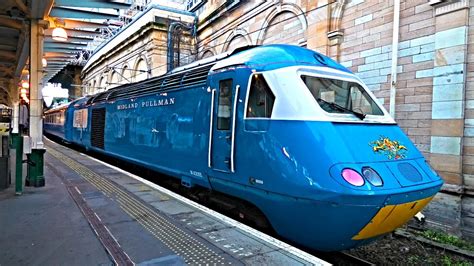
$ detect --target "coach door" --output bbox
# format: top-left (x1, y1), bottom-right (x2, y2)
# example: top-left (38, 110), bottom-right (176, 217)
top-left (209, 71), bottom-right (240, 173)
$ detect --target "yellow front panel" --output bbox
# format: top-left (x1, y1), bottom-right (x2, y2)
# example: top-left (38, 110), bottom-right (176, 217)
top-left (352, 196), bottom-right (433, 240)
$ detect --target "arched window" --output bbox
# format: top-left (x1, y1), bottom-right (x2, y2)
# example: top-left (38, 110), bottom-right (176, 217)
top-left (92, 80), bottom-right (97, 94)
top-left (201, 50), bottom-right (214, 59)
top-left (222, 29), bottom-right (251, 52)
top-left (262, 11), bottom-right (305, 45)
top-left (257, 5), bottom-right (307, 46)
top-left (122, 65), bottom-right (132, 83)
top-left (110, 71), bottom-right (119, 88)
top-left (99, 76), bottom-right (106, 92)
top-left (134, 59), bottom-right (148, 82)
top-left (226, 35), bottom-right (249, 52)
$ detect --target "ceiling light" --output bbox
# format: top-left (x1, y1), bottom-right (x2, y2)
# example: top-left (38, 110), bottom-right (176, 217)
top-left (52, 27), bottom-right (68, 42)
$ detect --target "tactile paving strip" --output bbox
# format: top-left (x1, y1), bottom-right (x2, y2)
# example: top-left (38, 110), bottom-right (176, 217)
top-left (47, 146), bottom-right (229, 265)
top-left (52, 163), bottom-right (134, 266)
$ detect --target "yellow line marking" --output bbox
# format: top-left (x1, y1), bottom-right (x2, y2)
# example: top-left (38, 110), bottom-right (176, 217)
top-left (47, 146), bottom-right (224, 264)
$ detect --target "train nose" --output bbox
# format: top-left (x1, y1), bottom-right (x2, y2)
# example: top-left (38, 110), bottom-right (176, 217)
top-left (328, 159), bottom-right (443, 242)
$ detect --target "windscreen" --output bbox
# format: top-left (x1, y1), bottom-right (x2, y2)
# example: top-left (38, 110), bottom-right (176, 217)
top-left (301, 75), bottom-right (383, 116)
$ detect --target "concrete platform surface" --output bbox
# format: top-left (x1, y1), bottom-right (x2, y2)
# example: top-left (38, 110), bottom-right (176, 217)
top-left (0, 138), bottom-right (328, 265)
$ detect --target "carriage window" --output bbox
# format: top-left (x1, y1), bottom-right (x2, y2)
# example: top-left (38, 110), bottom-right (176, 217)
top-left (217, 79), bottom-right (232, 130)
top-left (246, 74), bottom-right (275, 118)
top-left (301, 75), bottom-right (383, 116)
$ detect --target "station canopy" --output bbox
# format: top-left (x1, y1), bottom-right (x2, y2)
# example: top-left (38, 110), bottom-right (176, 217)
top-left (0, 0), bottom-right (132, 105)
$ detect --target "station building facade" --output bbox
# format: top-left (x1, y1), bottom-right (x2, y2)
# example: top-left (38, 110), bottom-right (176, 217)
top-left (81, 0), bottom-right (474, 239)
top-left (81, 2), bottom-right (195, 95)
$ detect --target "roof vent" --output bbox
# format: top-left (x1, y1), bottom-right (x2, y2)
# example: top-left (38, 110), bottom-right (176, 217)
top-left (313, 53), bottom-right (327, 65)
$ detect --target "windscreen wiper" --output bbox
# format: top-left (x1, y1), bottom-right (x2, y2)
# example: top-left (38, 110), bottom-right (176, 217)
top-left (317, 98), bottom-right (366, 120)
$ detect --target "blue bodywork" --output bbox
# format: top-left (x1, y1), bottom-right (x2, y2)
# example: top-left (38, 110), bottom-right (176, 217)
top-left (44, 45), bottom-right (443, 251)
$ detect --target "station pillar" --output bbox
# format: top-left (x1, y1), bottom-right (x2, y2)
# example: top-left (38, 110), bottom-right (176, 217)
top-left (27, 19), bottom-right (47, 187)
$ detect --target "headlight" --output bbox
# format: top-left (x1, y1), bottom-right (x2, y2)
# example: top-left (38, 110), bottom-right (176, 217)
top-left (341, 168), bottom-right (365, 186)
top-left (362, 167), bottom-right (383, 187)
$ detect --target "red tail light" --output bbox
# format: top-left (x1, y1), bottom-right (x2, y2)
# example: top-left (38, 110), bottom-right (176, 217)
top-left (341, 168), bottom-right (365, 187)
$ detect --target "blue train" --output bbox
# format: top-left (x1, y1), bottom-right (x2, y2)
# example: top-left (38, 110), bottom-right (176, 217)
top-left (44, 45), bottom-right (443, 251)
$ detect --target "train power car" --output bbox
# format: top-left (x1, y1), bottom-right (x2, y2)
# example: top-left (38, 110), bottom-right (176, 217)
top-left (44, 44), bottom-right (443, 251)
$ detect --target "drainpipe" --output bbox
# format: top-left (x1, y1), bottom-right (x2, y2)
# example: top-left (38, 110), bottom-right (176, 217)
top-left (389, 0), bottom-right (400, 118)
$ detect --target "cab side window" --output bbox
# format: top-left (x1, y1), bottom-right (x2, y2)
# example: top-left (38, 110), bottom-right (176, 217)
top-left (217, 79), bottom-right (232, 130)
top-left (246, 74), bottom-right (275, 118)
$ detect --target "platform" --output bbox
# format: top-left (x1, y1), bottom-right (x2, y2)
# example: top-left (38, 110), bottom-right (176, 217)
top-left (0, 138), bottom-right (328, 265)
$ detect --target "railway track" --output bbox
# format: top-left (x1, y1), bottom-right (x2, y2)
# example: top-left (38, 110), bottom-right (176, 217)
top-left (336, 251), bottom-right (375, 265)
top-left (307, 251), bottom-right (374, 265)
top-left (394, 228), bottom-right (474, 261)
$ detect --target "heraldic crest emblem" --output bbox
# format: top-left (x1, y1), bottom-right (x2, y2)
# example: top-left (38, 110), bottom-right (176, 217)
top-left (370, 136), bottom-right (407, 160)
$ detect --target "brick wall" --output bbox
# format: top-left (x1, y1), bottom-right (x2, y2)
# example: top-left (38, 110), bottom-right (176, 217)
top-left (195, 0), bottom-right (474, 239)
top-left (196, 1), bottom-right (319, 57)
top-left (463, 0), bottom-right (474, 238)
top-left (338, 0), bottom-right (473, 239)
top-left (339, 0), bottom-right (436, 159)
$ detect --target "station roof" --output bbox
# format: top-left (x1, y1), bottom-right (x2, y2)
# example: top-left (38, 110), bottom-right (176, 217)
top-left (0, 0), bottom-right (132, 106)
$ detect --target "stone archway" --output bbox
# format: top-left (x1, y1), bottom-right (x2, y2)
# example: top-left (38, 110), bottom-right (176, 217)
top-left (200, 47), bottom-right (217, 59)
top-left (327, 0), bottom-right (346, 59)
top-left (99, 76), bottom-right (106, 92)
top-left (133, 57), bottom-right (149, 82)
top-left (330, 0), bottom-right (346, 34)
top-left (109, 71), bottom-right (119, 89)
top-left (121, 64), bottom-right (132, 83)
top-left (92, 80), bottom-right (97, 94)
top-left (257, 3), bottom-right (307, 45)
top-left (222, 28), bottom-right (252, 53)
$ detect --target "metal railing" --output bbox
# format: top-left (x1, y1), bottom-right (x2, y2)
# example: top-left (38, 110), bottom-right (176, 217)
top-left (73, 0), bottom-right (152, 66)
